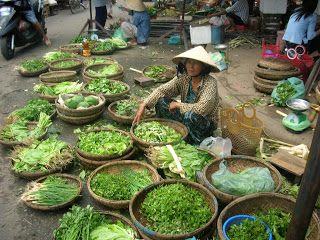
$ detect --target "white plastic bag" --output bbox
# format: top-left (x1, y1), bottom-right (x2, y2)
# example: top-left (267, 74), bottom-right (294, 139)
top-left (209, 52), bottom-right (227, 71)
top-left (200, 137), bottom-right (232, 157)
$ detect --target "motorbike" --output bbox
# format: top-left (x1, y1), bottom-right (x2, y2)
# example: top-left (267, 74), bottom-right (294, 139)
top-left (0, 0), bottom-right (46, 59)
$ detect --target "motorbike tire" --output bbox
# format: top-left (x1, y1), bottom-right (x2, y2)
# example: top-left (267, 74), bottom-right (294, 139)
top-left (1, 35), bottom-right (15, 60)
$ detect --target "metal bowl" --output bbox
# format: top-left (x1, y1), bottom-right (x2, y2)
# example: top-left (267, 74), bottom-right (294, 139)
top-left (286, 99), bottom-right (310, 112)
top-left (214, 44), bottom-right (228, 51)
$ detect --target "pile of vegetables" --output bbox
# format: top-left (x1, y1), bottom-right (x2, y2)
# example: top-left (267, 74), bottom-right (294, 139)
top-left (107, 21), bottom-right (121, 31)
top-left (157, 8), bottom-right (179, 17)
top-left (147, 142), bottom-right (213, 181)
top-left (134, 121), bottom-right (183, 143)
top-left (229, 36), bottom-right (261, 49)
top-left (34, 81), bottom-right (83, 96)
top-left (140, 182), bottom-right (212, 235)
top-left (20, 59), bottom-right (47, 71)
top-left (64, 95), bottom-right (99, 109)
top-left (109, 38), bottom-right (127, 49)
top-left (0, 113), bottom-right (51, 142)
top-left (90, 168), bottom-right (152, 200)
top-left (53, 205), bottom-right (137, 240)
top-left (271, 82), bottom-right (298, 106)
top-left (115, 99), bottom-right (140, 117)
top-left (21, 176), bottom-right (79, 206)
top-left (86, 63), bottom-right (118, 76)
top-left (146, 6), bottom-right (158, 16)
top-left (77, 130), bottom-right (131, 155)
top-left (69, 35), bottom-right (89, 43)
top-left (84, 57), bottom-right (115, 66)
top-left (144, 65), bottom-right (173, 82)
top-left (11, 137), bottom-right (72, 173)
top-left (91, 40), bottom-right (114, 51)
top-left (53, 60), bottom-right (78, 68)
top-left (43, 51), bottom-right (76, 62)
top-left (84, 78), bottom-right (127, 95)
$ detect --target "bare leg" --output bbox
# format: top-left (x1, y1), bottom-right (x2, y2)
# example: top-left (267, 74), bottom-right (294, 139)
top-left (226, 16), bottom-right (237, 32)
top-left (32, 22), bottom-right (51, 46)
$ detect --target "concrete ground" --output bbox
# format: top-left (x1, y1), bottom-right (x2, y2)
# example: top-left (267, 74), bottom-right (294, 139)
top-left (0, 1), bottom-right (318, 239)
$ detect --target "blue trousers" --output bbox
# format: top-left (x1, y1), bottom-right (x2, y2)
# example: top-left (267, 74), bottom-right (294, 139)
top-left (95, 6), bottom-right (107, 30)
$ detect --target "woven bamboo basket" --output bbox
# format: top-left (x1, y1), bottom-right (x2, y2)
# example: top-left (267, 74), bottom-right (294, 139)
top-left (87, 160), bottom-right (161, 209)
top-left (49, 58), bottom-right (83, 72)
top-left (254, 74), bottom-right (280, 85)
top-left (76, 147), bottom-right (136, 169)
top-left (55, 93), bottom-right (106, 117)
top-left (253, 77), bottom-right (276, 94)
top-left (39, 70), bottom-right (77, 83)
top-left (116, 42), bottom-right (132, 50)
top-left (108, 100), bottom-right (156, 125)
top-left (37, 93), bottom-right (58, 103)
top-left (130, 118), bottom-right (188, 151)
top-left (83, 63), bottom-right (124, 79)
top-left (60, 44), bottom-right (81, 54)
top-left (57, 109), bottom-right (104, 124)
top-left (201, 155), bottom-right (282, 204)
top-left (17, 64), bottom-right (49, 77)
top-left (129, 179), bottom-right (219, 240)
top-left (83, 57), bottom-right (117, 67)
top-left (217, 193), bottom-right (320, 240)
top-left (82, 72), bottom-right (124, 82)
top-left (91, 47), bottom-right (115, 55)
top-left (253, 66), bottom-right (300, 80)
top-left (75, 128), bottom-right (134, 161)
top-left (22, 173), bottom-right (83, 211)
top-left (82, 81), bottom-right (130, 103)
top-left (142, 65), bottom-right (176, 83)
top-left (316, 85), bottom-right (320, 104)
top-left (258, 58), bottom-right (295, 71)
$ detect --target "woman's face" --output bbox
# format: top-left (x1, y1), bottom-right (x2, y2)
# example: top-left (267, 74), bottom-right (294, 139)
top-left (185, 59), bottom-right (203, 77)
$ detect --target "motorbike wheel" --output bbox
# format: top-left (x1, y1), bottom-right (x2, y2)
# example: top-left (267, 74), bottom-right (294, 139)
top-left (1, 35), bottom-right (15, 60)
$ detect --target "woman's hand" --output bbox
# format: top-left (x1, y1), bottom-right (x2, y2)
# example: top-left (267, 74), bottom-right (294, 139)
top-left (132, 102), bottom-right (147, 126)
top-left (119, 17), bottom-right (126, 22)
top-left (169, 101), bottom-right (181, 113)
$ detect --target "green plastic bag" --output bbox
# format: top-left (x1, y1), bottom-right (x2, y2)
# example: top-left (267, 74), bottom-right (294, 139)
top-left (113, 28), bottom-right (130, 42)
top-left (211, 160), bottom-right (275, 196)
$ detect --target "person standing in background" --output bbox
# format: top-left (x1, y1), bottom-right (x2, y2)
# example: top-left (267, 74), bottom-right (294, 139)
top-left (93, 0), bottom-right (107, 30)
top-left (106, 0), bottom-right (114, 18)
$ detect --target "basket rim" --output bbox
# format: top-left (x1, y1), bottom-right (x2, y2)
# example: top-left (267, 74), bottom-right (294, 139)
top-left (83, 57), bottom-right (117, 67)
top-left (49, 58), bottom-right (83, 71)
top-left (82, 80), bottom-right (131, 98)
top-left (39, 70), bottom-right (77, 80)
top-left (83, 63), bottom-right (124, 79)
top-left (253, 78), bottom-right (275, 94)
top-left (254, 66), bottom-right (300, 80)
top-left (17, 64), bottom-right (49, 76)
top-left (56, 109), bottom-right (104, 123)
top-left (142, 64), bottom-right (176, 83)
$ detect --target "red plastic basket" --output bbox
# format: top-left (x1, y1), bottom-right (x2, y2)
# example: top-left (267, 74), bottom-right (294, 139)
top-left (262, 39), bottom-right (280, 59)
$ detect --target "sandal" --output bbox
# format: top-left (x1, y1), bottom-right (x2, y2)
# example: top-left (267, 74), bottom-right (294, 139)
top-left (45, 39), bottom-right (52, 47)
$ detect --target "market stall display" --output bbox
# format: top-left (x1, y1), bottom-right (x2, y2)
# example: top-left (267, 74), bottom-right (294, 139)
top-left (16, 59), bottom-right (49, 77)
top-left (38, 70), bottom-right (77, 86)
top-left (91, 40), bottom-right (115, 55)
top-left (49, 58), bottom-right (83, 73)
top-left (83, 63), bottom-right (124, 82)
top-left (43, 51), bottom-right (77, 62)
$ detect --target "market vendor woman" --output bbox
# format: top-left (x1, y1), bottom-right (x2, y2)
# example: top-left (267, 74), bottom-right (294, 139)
top-left (133, 46), bottom-right (220, 145)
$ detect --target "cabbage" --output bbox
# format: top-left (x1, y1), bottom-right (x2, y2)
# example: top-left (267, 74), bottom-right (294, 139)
top-left (90, 221), bottom-right (136, 240)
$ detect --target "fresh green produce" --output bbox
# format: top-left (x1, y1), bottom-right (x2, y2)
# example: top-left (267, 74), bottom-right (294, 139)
top-left (91, 40), bottom-right (114, 51)
top-left (33, 81), bottom-right (83, 96)
top-left (134, 121), bottom-right (183, 143)
top-left (146, 6), bottom-right (158, 16)
top-left (43, 51), bottom-right (76, 62)
top-left (90, 168), bottom-right (152, 200)
top-left (115, 100), bottom-right (140, 117)
top-left (271, 82), bottom-right (298, 106)
top-left (147, 142), bottom-right (213, 181)
top-left (77, 101), bottom-right (89, 108)
top-left (21, 176), bottom-right (79, 206)
top-left (227, 218), bottom-right (270, 240)
top-left (84, 57), bottom-right (115, 66)
top-left (64, 95), bottom-right (99, 109)
top-left (20, 59), bottom-right (47, 71)
top-left (86, 63), bottom-right (118, 76)
top-left (53, 60), bottom-right (78, 68)
top-left (90, 221), bottom-right (137, 240)
top-left (11, 137), bottom-right (72, 173)
top-left (140, 182), bottom-right (212, 234)
top-left (144, 65), bottom-right (173, 82)
top-left (84, 78), bottom-right (127, 94)
top-left (77, 130), bottom-right (131, 155)
top-left (65, 98), bottom-right (78, 109)
top-left (109, 38), bottom-right (127, 49)
top-left (85, 96), bottom-right (98, 106)
top-left (69, 35), bottom-right (89, 43)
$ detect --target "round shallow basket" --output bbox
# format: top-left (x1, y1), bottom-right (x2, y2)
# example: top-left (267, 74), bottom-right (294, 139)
top-left (254, 74), bottom-right (280, 85)
top-left (201, 155), bottom-right (282, 204)
top-left (142, 65), bottom-right (176, 83)
top-left (82, 81), bottom-right (130, 103)
top-left (129, 179), bottom-right (219, 240)
top-left (75, 128), bottom-right (134, 161)
top-left (87, 160), bottom-right (162, 209)
top-left (91, 47), bottom-right (115, 55)
top-left (49, 58), bottom-right (83, 72)
top-left (82, 72), bottom-right (124, 82)
top-left (83, 63), bottom-right (124, 79)
top-left (22, 173), bottom-right (83, 211)
top-left (39, 70), bottom-right (77, 84)
top-left (116, 42), bottom-right (132, 50)
top-left (217, 192), bottom-right (320, 240)
top-left (108, 100), bottom-right (156, 125)
top-left (37, 93), bottom-right (58, 103)
top-left (0, 122), bottom-right (48, 148)
top-left (57, 109), bottom-right (104, 125)
top-left (258, 58), bottom-right (295, 71)
top-left (253, 66), bottom-right (300, 80)
top-left (55, 93), bottom-right (106, 117)
top-left (316, 85), bottom-right (320, 104)
top-left (253, 77), bottom-right (276, 94)
top-left (60, 44), bottom-right (80, 54)
top-left (83, 57), bottom-right (117, 67)
top-left (17, 64), bottom-right (49, 77)
top-left (130, 118), bottom-right (188, 151)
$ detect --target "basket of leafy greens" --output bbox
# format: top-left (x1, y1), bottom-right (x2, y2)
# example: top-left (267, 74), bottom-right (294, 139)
top-left (83, 63), bottom-right (123, 80)
top-left (53, 205), bottom-right (141, 240)
top-left (142, 65), bottom-right (176, 83)
top-left (109, 38), bottom-right (131, 50)
top-left (17, 59), bottom-right (49, 77)
top-left (69, 35), bottom-right (89, 43)
top-left (60, 44), bottom-right (81, 54)
top-left (129, 179), bottom-right (218, 239)
top-left (10, 138), bottom-right (74, 180)
top-left (91, 40), bottom-right (115, 55)
top-left (21, 173), bottom-right (82, 210)
top-left (49, 58), bottom-right (83, 72)
top-left (87, 160), bottom-right (161, 209)
top-left (43, 51), bottom-right (77, 62)
top-left (39, 70), bottom-right (77, 84)
top-left (217, 193), bottom-right (320, 240)
top-left (83, 57), bottom-right (117, 67)
top-left (82, 78), bottom-right (130, 103)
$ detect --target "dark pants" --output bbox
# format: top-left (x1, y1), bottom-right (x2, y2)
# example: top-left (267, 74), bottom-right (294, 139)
top-left (95, 6), bottom-right (107, 30)
top-left (155, 97), bottom-right (216, 145)
top-left (226, 12), bottom-right (244, 25)
top-left (286, 35), bottom-right (320, 55)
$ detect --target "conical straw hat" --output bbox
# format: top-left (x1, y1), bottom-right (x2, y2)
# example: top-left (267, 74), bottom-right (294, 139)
top-left (125, 0), bottom-right (146, 12)
top-left (172, 46), bottom-right (219, 72)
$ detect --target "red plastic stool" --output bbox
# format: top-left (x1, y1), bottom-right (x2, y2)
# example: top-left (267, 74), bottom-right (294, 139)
top-left (236, 25), bottom-right (245, 33)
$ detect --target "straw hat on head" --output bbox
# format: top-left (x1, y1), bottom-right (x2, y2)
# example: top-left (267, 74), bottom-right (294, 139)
top-left (125, 0), bottom-right (146, 12)
top-left (172, 46), bottom-right (219, 72)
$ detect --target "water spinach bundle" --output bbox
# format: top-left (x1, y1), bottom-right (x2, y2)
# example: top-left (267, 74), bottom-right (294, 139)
top-left (20, 59), bottom-right (47, 71)
top-left (90, 168), bottom-right (152, 200)
top-left (34, 81), bottom-right (83, 96)
top-left (84, 78), bottom-right (127, 95)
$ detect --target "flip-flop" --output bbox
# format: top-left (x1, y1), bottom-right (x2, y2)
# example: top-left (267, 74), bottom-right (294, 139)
top-left (128, 41), bottom-right (137, 46)
top-left (45, 39), bottom-right (52, 47)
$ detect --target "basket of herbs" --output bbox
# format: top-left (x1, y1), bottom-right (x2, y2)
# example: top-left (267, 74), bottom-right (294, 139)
top-left (83, 57), bottom-right (117, 67)
top-left (21, 173), bottom-right (82, 210)
top-left (108, 98), bottom-right (156, 125)
top-left (39, 70), bottom-right (77, 84)
top-left (34, 81), bottom-right (83, 103)
top-left (16, 59), bottom-right (49, 77)
top-left (82, 72), bottom-right (125, 82)
top-left (129, 179), bottom-right (218, 240)
top-left (109, 38), bottom-right (131, 50)
top-left (49, 58), bottom-right (83, 72)
top-left (87, 160), bottom-right (161, 209)
top-left (91, 40), bottom-right (115, 55)
top-left (43, 51), bottom-right (77, 62)
top-left (142, 65), bottom-right (176, 83)
top-left (217, 192), bottom-right (320, 240)
top-left (75, 128), bottom-right (133, 161)
top-left (53, 205), bottom-right (141, 240)
top-left (83, 62), bottom-right (123, 80)
top-left (130, 118), bottom-right (188, 151)
top-left (69, 35), bottom-right (90, 43)
top-left (10, 138), bottom-right (74, 180)
top-left (60, 44), bottom-right (81, 54)
top-left (82, 78), bottom-right (130, 103)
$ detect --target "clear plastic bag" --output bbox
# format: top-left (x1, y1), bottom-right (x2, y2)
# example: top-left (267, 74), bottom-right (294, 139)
top-left (200, 136), bottom-right (232, 157)
top-left (211, 160), bottom-right (275, 196)
top-left (209, 52), bottom-right (227, 71)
